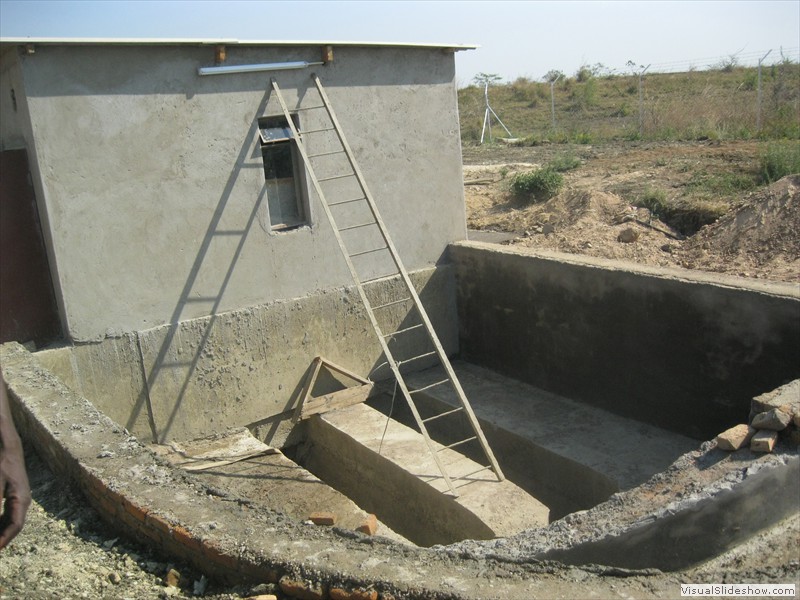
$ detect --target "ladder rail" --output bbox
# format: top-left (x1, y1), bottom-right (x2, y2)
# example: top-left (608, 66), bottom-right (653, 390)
top-left (269, 78), bottom-right (459, 495)
top-left (269, 76), bottom-right (504, 494)
top-left (309, 73), bottom-right (505, 484)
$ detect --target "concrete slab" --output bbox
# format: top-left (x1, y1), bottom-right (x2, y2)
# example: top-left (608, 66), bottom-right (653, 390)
top-left (152, 428), bottom-right (411, 545)
top-left (302, 402), bottom-right (549, 546)
top-left (404, 361), bottom-right (699, 517)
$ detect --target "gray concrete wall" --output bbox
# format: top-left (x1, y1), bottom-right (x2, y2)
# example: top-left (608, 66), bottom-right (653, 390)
top-left (36, 265), bottom-right (458, 444)
top-left (6, 42), bottom-right (467, 341)
top-left (449, 242), bottom-right (800, 440)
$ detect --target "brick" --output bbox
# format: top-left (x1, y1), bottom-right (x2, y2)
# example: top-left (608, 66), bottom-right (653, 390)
top-left (308, 511), bottom-right (337, 526)
top-left (145, 512), bottom-right (173, 536)
top-left (752, 408), bottom-right (792, 431)
top-left (715, 424), bottom-right (756, 451)
top-left (279, 576), bottom-right (327, 600)
top-left (201, 542), bottom-right (239, 571)
top-left (121, 497), bottom-right (149, 523)
top-left (170, 525), bottom-right (204, 553)
top-left (356, 514), bottom-right (378, 536)
top-left (331, 587), bottom-right (379, 600)
top-left (751, 430), bottom-right (778, 453)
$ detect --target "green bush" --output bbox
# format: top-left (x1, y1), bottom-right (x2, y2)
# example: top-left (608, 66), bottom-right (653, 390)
top-left (759, 141), bottom-right (800, 183)
top-left (548, 152), bottom-right (582, 172)
top-left (510, 168), bottom-right (564, 202)
top-left (635, 187), bottom-right (668, 217)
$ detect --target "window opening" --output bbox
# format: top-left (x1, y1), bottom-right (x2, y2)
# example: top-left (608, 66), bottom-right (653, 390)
top-left (258, 115), bottom-right (309, 231)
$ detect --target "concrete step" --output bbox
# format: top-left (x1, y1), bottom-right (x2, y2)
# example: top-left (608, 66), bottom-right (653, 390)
top-left (300, 402), bottom-right (550, 546)
top-left (403, 361), bottom-right (700, 518)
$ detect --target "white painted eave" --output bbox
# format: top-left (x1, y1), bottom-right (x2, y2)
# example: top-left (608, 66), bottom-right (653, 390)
top-left (0, 37), bottom-right (478, 51)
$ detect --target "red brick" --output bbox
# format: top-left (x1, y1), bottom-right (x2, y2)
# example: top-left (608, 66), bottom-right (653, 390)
top-left (330, 587), bottom-right (379, 600)
top-left (751, 430), bottom-right (778, 452)
top-left (355, 514), bottom-right (378, 536)
top-left (121, 497), bottom-right (149, 523)
top-left (308, 511), bottom-right (337, 526)
top-left (201, 541), bottom-right (240, 571)
top-left (279, 576), bottom-right (327, 600)
top-left (715, 424), bottom-right (755, 451)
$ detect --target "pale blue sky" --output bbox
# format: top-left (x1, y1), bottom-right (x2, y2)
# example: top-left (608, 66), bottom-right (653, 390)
top-left (1, 0), bottom-right (798, 85)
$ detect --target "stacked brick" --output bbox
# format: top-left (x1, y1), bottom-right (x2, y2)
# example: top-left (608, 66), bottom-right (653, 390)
top-left (715, 379), bottom-right (800, 453)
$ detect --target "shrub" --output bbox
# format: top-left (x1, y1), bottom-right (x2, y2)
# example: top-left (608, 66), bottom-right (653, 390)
top-left (635, 187), bottom-right (669, 217)
top-left (759, 141), bottom-right (800, 183)
top-left (510, 168), bottom-right (564, 202)
top-left (548, 151), bottom-right (582, 172)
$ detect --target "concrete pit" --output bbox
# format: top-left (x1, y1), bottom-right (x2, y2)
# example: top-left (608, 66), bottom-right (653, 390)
top-left (2, 245), bottom-right (799, 596)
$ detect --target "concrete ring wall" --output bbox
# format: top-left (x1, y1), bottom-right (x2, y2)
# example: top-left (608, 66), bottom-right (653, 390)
top-left (449, 241), bottom-right (800, 440)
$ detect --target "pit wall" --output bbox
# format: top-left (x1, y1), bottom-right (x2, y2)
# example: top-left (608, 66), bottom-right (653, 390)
top-left (35, 266), bottom-right (457, 445)
top-left (449, 242), bottom-right (800, 440)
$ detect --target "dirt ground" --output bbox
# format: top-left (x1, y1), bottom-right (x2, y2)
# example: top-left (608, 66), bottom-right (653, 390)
top-left (462, 140), bottom-right (799, 284)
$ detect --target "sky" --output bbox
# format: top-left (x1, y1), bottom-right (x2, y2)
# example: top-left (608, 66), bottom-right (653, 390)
top-left (0, 0), bottom-right (798, 86)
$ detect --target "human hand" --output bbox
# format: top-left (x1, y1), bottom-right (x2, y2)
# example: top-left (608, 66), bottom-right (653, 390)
top-left (0, 373), bottom-right (31, 550)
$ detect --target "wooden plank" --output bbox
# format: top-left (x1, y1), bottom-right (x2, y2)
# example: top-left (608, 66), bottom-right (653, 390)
top-left (301, 382), bottom-right (374, 419)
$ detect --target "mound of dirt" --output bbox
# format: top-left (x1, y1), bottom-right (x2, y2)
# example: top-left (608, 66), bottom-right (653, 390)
top-left (681, 175), bottom-right (800, 282)
top-left (465, 159), bottom-right (799, 284)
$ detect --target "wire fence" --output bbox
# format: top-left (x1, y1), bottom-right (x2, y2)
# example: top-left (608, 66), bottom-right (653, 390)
top-left (459, 47), bottom-right (800, 144)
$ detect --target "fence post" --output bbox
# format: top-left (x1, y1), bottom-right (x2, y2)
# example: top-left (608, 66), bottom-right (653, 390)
top-left (756, 50), bottom-right (772, 133)
top-left (638, 64), bottom-right (650, 136)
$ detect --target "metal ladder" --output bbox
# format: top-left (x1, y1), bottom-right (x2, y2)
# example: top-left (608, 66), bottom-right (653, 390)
top-left (270, 74), bottom-right (504, 496)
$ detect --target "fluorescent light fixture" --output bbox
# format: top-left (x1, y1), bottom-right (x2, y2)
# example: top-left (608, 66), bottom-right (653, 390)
top-left (197, 61), bottom-right (324, 76)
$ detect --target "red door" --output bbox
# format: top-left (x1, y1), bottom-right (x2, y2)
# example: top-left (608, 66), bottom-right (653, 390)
top-left (0, 149), bottom-right (62, 346)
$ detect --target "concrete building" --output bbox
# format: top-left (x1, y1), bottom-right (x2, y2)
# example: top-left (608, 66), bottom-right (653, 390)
top-left (0, 38), bottom-right (471, 342)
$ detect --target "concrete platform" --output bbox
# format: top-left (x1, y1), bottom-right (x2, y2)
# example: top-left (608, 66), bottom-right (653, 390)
top-left (151, 428), bottom-right (410, 544)
top-left (403, 361), bottom-right (700, 518)
top-left (300, 402), bottom-right (550, 546)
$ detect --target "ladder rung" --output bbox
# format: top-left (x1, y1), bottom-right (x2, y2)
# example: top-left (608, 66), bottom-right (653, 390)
top-left (213, 230), bottom-right (247, 236)
top-left (293, 105), bottom-right (326, 111)
top-left (360, 273), bottom-right (400, 285)
top-left (318, 173), bottom-right (354, 182)
top-left (349, 246), bottom-right (388, 258)
top-left (183, 297), bottom-right (218, 303)
top-left (412, 379), bottom-right (451, 395)
top-left (338, 222), bottom-right (376, 232)
top-left (328, 196), bottom-right (366, 207)
top-left (372, 297), bottom-right (412, 310)
top-left (437, 436), bottom-right (477, 452)
top-left (383, 324), bottom-right (424, 338)
top-left (421, 405), bottom-right (462, 422)
top-left (307, 150), bottom-right (345, 158)
top-left (397, 351), bottom-right (436, 366)
top-left (299, 126), bottom-right (336, 135)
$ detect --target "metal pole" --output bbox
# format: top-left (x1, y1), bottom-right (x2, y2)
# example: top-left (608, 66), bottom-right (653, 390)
top-left (757, 50), bottom-right (772, 133)
top-left (638, 64), bottom-right (650, 136)
top-left (550, 74), bottom-right (562, 128)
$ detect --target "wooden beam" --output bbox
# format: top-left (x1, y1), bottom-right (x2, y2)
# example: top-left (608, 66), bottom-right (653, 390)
top-left (300, 382), bottom-right (374, 419)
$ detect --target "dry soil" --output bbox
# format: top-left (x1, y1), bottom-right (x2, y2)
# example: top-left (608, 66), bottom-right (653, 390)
top-left (463, 140), bottom-right (799, 284)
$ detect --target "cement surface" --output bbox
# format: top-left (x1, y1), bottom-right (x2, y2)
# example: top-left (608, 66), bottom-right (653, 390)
top-left (405, 361), bottom-right (699, 492)
top-left (151, 429), bottom-right (410, 545)
top-left (306, 402), bottom-right (549, 545)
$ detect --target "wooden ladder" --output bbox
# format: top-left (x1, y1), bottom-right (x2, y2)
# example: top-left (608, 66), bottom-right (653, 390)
top-left (269, 74), bottom-right (504, 496)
